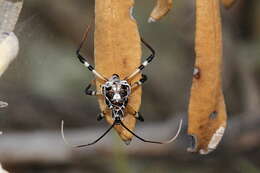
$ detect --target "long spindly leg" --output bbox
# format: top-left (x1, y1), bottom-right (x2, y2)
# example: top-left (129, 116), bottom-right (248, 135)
top-left (126, 105), bottom-right (144, 122)
top-left (120, 119), bottom-right (183, 144)
top-left (61, 120), bottom-right (116, 148)
top-left (131, 74), bottom-right (148, 90)
top-left (125, 38), bottom-right (155, 81)
top-left (61, 108), bottom-right (113, 148)
top-left (76, 24), bottom-right (108, 81)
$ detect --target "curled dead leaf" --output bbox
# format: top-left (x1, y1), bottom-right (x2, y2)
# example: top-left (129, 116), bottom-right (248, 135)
top-left (187, 0), bottom-right (227, 154)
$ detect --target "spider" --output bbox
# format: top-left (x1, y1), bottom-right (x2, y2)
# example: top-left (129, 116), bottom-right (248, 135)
top-left (61, 25), bottom-right (182, 147)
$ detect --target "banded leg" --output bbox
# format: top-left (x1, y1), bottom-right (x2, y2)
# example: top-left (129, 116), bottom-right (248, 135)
top-left (84, 80), bottom-right (101, 96)
top-left (126, 105), bottom-right (144, 122)
top-left (85, 83), bottom-right (102, 96)
top-left (131, 74), bottom-right (148, 90)
top-left (125, 38), bottom-right (155, 81)
top-left (76, 24), bottom-right (107, 81)
top-left (97, 108), bottom-right (110, 121)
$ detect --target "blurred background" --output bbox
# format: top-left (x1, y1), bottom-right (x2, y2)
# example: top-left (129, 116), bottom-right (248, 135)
top-left (0, 0), bottom-right (260, 172)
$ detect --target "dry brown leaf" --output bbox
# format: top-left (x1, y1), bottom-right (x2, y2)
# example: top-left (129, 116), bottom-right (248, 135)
top-left (221, 0), bottom-right (237, 9)
top-left (149, 0), bottom-right (173, 22)
top-left (187, 0), bottom-right (227, 154)
top-left (95, 0), bottom-right (141, 142)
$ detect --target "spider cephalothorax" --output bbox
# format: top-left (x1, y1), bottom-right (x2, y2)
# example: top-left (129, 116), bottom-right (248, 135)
top-left (61, 24), bottom-right (182, 147)
top-left (102, 74), bottom-right (131, 121)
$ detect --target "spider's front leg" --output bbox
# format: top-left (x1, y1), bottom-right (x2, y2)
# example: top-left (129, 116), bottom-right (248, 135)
top-left (125, 37), bottom-right (155, 81)
top-left (76, 24), bottom-right (108, 82)
top-left (126, 105), bottom-right (144, 122)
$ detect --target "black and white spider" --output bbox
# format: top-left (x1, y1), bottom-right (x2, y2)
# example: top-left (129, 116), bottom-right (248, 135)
top-left (61, 25), bottom-right (182, 147)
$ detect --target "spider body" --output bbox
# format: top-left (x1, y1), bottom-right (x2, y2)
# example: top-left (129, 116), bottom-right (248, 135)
top-left (102, 74), bottom-right (131, 122)
top-left (61, 25), bottom-right (182, 147)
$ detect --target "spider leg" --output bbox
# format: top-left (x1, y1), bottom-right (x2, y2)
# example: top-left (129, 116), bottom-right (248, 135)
top-left (125, 38), bottom-right (155, 81)
top-left (76, 24), bottom-right (108, 81)
top-left (61, 120), bottom-right (116, 148)
top-left (120, 119), bottom-right (183, 144)
top-left (126, 105), bottom-right (144, 122)
top-left (97, 108), bottom-right (110, 121)
top-left (131, 74), bottom-right (148, 90)
top-left (85, 82), bottom-right (102, 96)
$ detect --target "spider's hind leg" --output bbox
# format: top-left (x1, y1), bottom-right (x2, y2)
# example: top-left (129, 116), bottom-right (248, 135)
top-left (126, 105), bottom-right (144, 122)
top-left (135, 112), bottom-right (144, 122)
top-left (97, 112), bottom-right (104, 121)
top-left (97, 108), bottom-right (110, 121)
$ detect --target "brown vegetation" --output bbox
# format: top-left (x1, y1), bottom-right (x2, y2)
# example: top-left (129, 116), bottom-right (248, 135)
top-left (95, 0), bottom-right (141, 141)
top-left (187, 0), bottom-right (227, 154)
